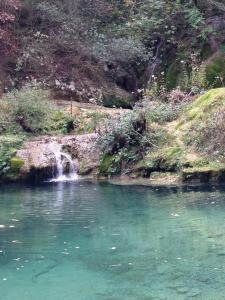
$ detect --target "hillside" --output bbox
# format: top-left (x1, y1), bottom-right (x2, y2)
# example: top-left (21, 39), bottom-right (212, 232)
top-left (2, 1), bottom-right (225, 107)
top-left (1, 1), bottom-right (225, 184)
top-left (0, 88), bottom-right (225, 184)
top-left (93, 88), bottom-right (225, 184)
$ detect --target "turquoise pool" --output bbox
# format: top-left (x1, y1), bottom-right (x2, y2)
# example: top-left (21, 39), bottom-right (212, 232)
top-left (0, 182), bottom-right (225, 299)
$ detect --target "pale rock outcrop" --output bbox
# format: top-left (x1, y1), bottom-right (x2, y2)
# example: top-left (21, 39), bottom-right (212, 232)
top-left (16, 133), bottom-right (100, 181)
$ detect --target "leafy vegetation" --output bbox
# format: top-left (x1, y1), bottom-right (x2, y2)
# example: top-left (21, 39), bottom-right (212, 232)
top-left (0, 85), bottom-right (77, 134)
top-left (0, 135), bottom-right (25, 180)
top-left (1, 0), bottom-right (225, 102)
top-left (0, 85), bottom-right (77, 179)
top-left (2, 1), bottom-right (225, 183)
top-left (98, 109), bottom-right (168, 176)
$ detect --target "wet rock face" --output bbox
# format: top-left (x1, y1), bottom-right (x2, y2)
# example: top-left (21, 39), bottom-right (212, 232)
top-left (61, 134), bottom-right (100, 176)
top-left (182, 168), bottom-right (225, 184)
top-left (16, 137), bottom-right (57, 181)
top-left (16, 134), bottom-right (100, 181)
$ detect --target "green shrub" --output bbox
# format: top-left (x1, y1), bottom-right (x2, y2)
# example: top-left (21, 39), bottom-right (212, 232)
top-left (100, 149), bottom-right (140, 176)
top-left (2, 85), bottom-right (52, 134)
top-left (98, 111), bottom-right (148, 154)
top-left (0, 135), bottom-right (25, 179)
top-left (0, 85), bottom-right (77, 135)
top-left (99, 154), bottom-right (116, 176)
top-left (46, 111), bottom-right (77, 134)
top-left (145, 101), bottom-right (184, 124)
top-left (77, 112), bottom-right (108, 134)
top-left (205, 56), bottom-right (225, 88)
top-left (97, 110), bottom-right (164, 175)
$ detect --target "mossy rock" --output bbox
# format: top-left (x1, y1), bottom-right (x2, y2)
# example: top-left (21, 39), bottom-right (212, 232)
top-left (182, 156), bottom-right (209, 169)
top-left (135, 146), bottom-right (184, 176)
top-left (188, 88), bottom-right (225, 118)
top-left (0, 157), bottom-right (24, 182)
top-left (10, 157), bottom-right (24, 174)
top-left (178, 88), bottom-right (225, 131)
top-left (158, 147), bottom-right (184, 171)
top-left (78, 161), bottom-right (95, 176)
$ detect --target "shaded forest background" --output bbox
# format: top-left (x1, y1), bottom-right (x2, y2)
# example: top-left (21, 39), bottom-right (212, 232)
top-left (1, 0), bottom-right (225, 107)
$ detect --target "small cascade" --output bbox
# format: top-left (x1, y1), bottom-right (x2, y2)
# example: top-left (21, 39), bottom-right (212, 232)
top-left (49, 143), bottom-right (79, 182)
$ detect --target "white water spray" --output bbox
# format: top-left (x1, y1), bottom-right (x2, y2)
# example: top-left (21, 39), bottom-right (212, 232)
top-left (49, 143), bottom-right (78, 182)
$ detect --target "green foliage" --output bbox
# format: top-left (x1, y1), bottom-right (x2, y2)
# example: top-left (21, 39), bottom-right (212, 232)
top-left (139, 146), bottom-right (184, 173)
top-left (185, 6), bottom-right (204, 30)
top-left (99, 149), bottom-right (142, 176)
top-left (10, 157), bottom-right (24, 173)
top-left (188, 106), bottom-right (225, 158)
top-left (146, 102), bottom-right (184, 124)
top-left (98, 108), bottom-right (167, 176)
top-left (0, 85), bottom-right (77, 135)
top-left (99, 154), bottom-right (115, 176)
top-left (46, 111), bottom-right (77, 134)
top-left (91, 36), bottom-right (150, 66)
top-left (98, 111), bottom-right (149, 155)
top-left (9, 0), bottom-right (221, 99)
top-left (1, 85), bottom-right (52, 133)
top-left (76, 111), bottom-right (108, 134)
top-left (165, 54), bottom-right (208, 93)
top-left (166, 62), bottom-right (179, 90)
top-left (0, 135), bottom-right (25, 180)
top-left (205, 56), bottom-right (225, 88)
top-left (189, 64), bottom-right (207, 93)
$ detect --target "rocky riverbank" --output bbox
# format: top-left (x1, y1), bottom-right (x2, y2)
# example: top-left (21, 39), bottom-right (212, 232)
top-left (13, 133), bottom-right (100, 182)
top-left (2, 88), bottom-right (225, 186)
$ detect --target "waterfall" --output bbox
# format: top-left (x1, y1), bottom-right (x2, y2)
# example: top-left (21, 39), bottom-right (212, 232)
top-left (49, 143), bottom-right (78, 182)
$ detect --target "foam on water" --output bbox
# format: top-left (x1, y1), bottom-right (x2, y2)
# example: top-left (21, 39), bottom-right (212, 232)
top-left (49, 173), bottom-right (79, 183)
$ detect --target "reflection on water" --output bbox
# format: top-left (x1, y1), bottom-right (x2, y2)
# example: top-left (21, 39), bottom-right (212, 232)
top-left (0, 182), bottom-right (225, 299)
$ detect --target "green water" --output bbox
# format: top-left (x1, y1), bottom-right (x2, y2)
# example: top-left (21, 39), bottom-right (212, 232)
top-left (1, 182), bottom-right (225, 300)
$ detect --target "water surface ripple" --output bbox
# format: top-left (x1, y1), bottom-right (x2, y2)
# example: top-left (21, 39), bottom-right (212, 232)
top-left (0, 182), bottom-right (225, 299)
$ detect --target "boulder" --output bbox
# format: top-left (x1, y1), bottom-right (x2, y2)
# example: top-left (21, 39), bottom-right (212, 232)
top-left (16, 134), bottom-right (100, 181)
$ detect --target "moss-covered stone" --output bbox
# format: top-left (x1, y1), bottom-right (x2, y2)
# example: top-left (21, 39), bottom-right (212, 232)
top-left (188, 88), bottom-right (225, 119)
top-left (178, 88), bottom-right (225, 131)
top-left (99, 88), bottom-right (225, 184)
top-left (134, 146), bottom-right (184, 177)
top-left (0, 157), bottom-right (25, 182)
top-left (182, 156), bottom-right (209, 169)
top-left (10, 157), bottom-right (24, 173)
